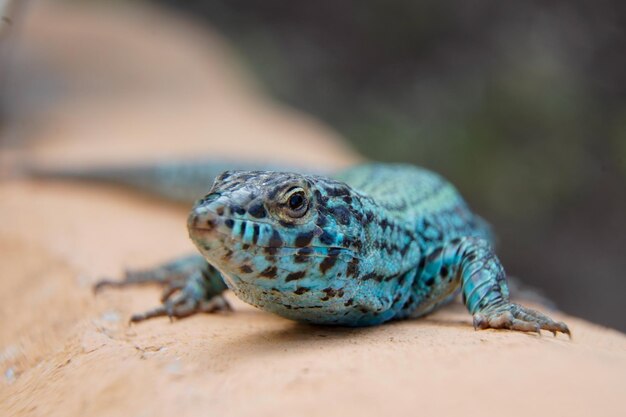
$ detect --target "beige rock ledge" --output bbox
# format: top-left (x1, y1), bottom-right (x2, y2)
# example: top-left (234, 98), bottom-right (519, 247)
top-left (0, 179), bottom-right (625, 417)
top-left (1, 2), bottom-right (625, 417)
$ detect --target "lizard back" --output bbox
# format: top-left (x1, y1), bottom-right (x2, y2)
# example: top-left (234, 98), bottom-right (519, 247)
top-left (334, 163), bottom-right (493, 244)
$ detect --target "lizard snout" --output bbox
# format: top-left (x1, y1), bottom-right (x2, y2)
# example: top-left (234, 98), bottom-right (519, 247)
top-left (187, 199), bottom-right (225, 234)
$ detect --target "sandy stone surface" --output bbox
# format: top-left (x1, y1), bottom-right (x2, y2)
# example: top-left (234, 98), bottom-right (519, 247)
top-left (1, 2), bottom-right (625, 417)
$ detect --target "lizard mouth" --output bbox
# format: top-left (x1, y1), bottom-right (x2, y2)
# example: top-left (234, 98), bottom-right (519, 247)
top-left (187, 205), bottom-right (359, 270)
top-left (189, 213), bottom-right (355, 257)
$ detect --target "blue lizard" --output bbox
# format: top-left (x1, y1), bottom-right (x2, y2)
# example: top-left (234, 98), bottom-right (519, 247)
top-left (93, 162), bottom-right (569, 335)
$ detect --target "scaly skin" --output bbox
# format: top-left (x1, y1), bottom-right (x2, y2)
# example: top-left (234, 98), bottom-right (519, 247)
top-left (97, 163), bottom-right (569, 335)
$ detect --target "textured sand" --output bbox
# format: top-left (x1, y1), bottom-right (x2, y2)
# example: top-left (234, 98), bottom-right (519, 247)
top-left (1, 2), bottom-right (625, 417)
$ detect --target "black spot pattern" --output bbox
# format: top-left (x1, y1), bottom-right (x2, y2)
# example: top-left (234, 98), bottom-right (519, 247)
top-left (285, 270), bottom-right (307, 282)
top-left (260, 266), bottom-right (278, 278)
top-left (248, 203), bottom-right (267, 218)
top-left (295, 231), bottom-right (315, 247)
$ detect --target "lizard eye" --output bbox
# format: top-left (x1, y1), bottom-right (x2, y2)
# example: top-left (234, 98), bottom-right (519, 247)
top-left (288, 192), bottom-right (305, 210)
top-left (284, 188), bottom-right (308, 218)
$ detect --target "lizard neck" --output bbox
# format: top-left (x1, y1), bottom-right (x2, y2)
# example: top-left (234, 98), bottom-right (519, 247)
top-left (359, 200), bottom-right (423, 278)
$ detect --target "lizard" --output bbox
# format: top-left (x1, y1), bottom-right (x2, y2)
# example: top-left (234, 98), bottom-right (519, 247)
top-left (78, 161), bottom-right (570, 335)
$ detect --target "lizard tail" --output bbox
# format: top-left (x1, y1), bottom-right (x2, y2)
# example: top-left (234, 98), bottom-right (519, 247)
top-left (16, 158), bottom-right (324, 203)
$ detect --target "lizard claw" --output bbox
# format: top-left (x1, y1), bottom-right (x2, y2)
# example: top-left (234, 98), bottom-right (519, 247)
top-left (93, 278), bottom-right (123, 294)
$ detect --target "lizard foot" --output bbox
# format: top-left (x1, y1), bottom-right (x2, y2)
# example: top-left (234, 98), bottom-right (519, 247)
top-left (94, 255), bottom-right (230, 323)
top-left (473, 303), bottom-right (570, 337)
top-left (129, 269), bottom-right (232, 323)
top-left (130, 293), bottom-right (232, 323)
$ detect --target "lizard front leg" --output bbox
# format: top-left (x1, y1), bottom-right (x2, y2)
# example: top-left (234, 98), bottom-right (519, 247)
top-left (95, 254), bottom-right (231, 322)
top-left (412, 237), bottom-right (570, 336)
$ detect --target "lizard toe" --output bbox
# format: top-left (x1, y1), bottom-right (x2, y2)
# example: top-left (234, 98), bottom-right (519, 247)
top-left (473, 303), bottom-right (570, 337)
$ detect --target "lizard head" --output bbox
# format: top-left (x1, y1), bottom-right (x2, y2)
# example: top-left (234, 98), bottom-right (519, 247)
top-left (187, 170), bottom-right (370, 322)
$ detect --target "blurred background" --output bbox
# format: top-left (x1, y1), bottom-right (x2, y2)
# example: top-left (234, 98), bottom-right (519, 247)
top-left (2, 0), bottom-right (625, 330)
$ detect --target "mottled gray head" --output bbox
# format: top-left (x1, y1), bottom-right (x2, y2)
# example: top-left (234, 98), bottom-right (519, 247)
top-left (187, 170), bottom-right (369, 314)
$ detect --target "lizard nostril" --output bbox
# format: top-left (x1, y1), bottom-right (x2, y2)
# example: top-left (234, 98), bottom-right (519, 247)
top-left (187, 207), bottom-right (219, 232)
